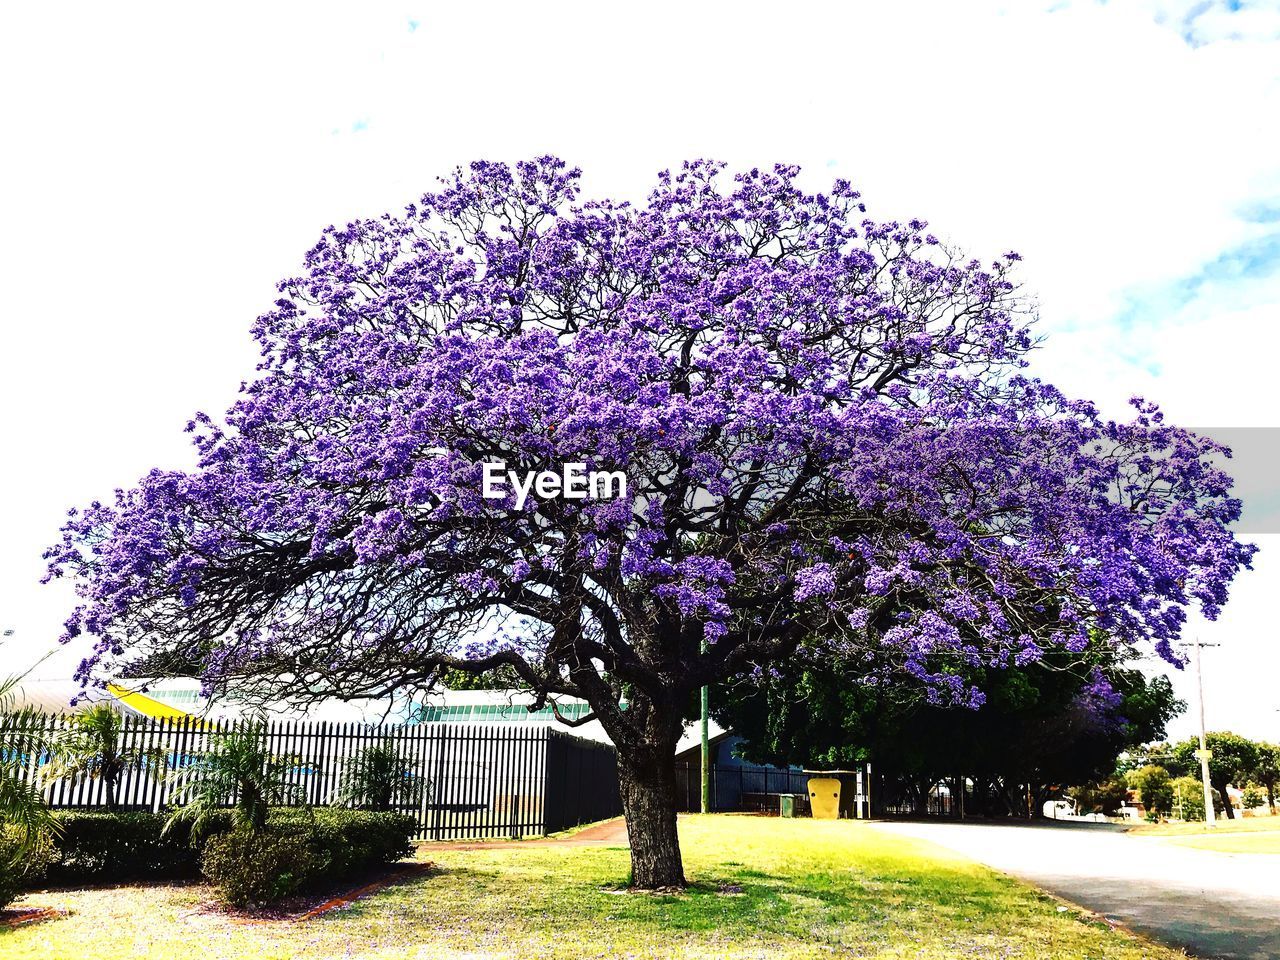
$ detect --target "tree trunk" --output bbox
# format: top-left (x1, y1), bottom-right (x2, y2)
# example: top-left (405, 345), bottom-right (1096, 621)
top-left (993, 779), bottom-right (1017, 817)
top-left (1030, 784), bottom-right (1050, 818)
top-left (617, 744), bottom-right (685, 889)
top-left (1215, 779), bottom-right (1235, 819)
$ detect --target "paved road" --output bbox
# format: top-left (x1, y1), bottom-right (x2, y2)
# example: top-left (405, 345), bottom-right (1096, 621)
top-left (873, 819), bottom-right (1280, 960)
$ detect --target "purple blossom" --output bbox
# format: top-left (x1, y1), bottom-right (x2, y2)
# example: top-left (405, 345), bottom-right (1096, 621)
top-left (794, 564), bottom-right (837, 602)
top-left (41, 156), bottom-right (1255, 717)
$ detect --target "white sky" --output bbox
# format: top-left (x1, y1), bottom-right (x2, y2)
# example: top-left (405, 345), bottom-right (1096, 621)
top-left (1, 0), bottom-right (1278, 741)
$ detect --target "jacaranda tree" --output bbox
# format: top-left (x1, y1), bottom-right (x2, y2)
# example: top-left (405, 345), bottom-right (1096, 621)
top-left (45, 158), bottom-right (1254, 887)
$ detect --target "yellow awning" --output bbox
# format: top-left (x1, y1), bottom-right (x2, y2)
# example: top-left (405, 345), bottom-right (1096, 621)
top-left (106, 683), bottom-right (199, 722)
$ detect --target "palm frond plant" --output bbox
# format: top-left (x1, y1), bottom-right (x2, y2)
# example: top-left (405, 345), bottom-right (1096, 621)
top-left (164, 723), bottom-right (303, 838)
top-left (42, 702), bottom-right (165, 810)
top-left (0, 673), bottom-right (62, 863)
top-left (333, 739), bottom-right (423, 811)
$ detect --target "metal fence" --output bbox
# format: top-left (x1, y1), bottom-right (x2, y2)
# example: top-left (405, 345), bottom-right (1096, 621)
top-left (543, 730), bottom-right (622, 833)
top-left (3, 713), bottom-right (621, 841)
top-left (673, 761), bottom-right (811, 814)
top-left (876, 793), bottom-right (954, 818)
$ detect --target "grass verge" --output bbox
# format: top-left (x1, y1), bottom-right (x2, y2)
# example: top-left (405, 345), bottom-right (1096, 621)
top-left (1127, 815), bottom-right (1280, 837)
top-left (2, 815), bottom-right (1188, 959)
top-left (1162, 832), bottom-right (1280, 854)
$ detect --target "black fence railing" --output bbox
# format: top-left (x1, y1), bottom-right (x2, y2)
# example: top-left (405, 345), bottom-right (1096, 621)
top-left (543, 730), bottom-right (622, 833)
top-left (673, 761), bottom-right (811, 814)
top-left (4, 713), bottom-right (621, 841)
top-left (876, 793), bottom-right (955, 818)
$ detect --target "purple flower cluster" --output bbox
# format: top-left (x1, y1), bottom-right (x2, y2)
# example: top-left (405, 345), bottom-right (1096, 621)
top-left (43, 158), bottom-right (1255, 714)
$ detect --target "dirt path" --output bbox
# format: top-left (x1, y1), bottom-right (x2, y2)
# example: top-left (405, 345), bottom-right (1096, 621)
top-left (416, 816), bottom-right (628, 853)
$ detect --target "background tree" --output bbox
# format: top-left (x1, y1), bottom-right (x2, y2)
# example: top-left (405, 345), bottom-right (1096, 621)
top-left (1169, 732), bottom-right (1260, 820)
top-left (1072, 778), bottom-right (1130, 816)
top-left (720, 639), bottom-right (1181, 817)
top-left (1254, 743), bottom-right (1279, 814)
top-left (42, 703), bottom-right (163, 811)
top-left (1129, 765), bottom-right (1174, 819)
top-left (438, 666), bottom-right (524, 692)
top-left (45, 159), bottom-right (1254, 888)
top-left (1240, 784), bottom-right (1265, 812)
top-left (1170, 775), bottom-right (1218, 820)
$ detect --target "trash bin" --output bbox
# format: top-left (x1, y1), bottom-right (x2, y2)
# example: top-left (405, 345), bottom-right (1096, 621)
top-left (779, 794), bottom-right (795, 818)
top-left (807, 776), bottom-right (841, 819)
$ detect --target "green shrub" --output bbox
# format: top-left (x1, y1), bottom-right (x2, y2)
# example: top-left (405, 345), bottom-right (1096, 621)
top-left (165, 726), bottom-right (304, 837)
top-left (44, 810), bottom-right (235, 884)
top-left (0, 824), bottom-right (54, 909)
top-left (1072, 778), bottom-right (1130, 816)
top-left (272, 808), bottom-right (415, 875)
top-left (26, 807), bottom-right (412, 899)
top-left (1171, 775), bottom-right (1224, 821)
top-left (200, 828), bottom-right (319, 907)
top-left (333, 740), bottom-right (424, 811)
top-left (1130, 765), bottom-right (1174, 818)
top-left (200, 809), bottom-right (414, 907)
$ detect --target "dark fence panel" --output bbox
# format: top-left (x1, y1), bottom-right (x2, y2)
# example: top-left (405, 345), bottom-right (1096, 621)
top-left (3, 713), bottom-right (590, 841)
top-left (876, 794), bottom-right (954, 818)
top-left (673, 762), bottom-right (811, 814)
top-left (542, 730), bottom-right (622, 833)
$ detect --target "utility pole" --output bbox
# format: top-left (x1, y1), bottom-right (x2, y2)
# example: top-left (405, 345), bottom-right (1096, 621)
top-left (700, 636), bottom-right (710, 814)
top-left (1193, 639), bottom-right (1220, 828)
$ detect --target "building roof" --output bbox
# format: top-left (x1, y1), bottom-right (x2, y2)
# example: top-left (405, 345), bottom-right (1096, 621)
top-left (674, 728), bottom-right (735, 763)
top-left (5, 679), bottom-right (726, 755)
top-left (4, 679), bottom-right (115, 715)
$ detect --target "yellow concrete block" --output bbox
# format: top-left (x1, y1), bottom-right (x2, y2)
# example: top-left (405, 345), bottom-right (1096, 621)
top-left (809, 776), bottom-right (841, 819)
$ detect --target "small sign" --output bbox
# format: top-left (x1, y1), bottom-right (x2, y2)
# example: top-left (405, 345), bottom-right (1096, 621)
top-left (1194, 749), bottom-right (1213, 761)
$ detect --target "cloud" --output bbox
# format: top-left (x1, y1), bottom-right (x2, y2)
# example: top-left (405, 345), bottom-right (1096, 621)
top-left (1146, 0), bottom-right (1280, 45)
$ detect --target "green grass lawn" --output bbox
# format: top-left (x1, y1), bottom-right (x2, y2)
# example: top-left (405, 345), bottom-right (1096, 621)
top-left (2, 816), bottom-right (1187, 960)
top-left (1162, 832), bottom-right (1280, 854)
top-left (1128, 815), bottom-right (1280, 837)
top-left (1127, 815), bottom-right (1280, 853)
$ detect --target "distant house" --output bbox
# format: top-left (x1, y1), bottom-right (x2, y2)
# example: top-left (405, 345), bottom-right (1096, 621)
top-left (672, 729), bottom-right (810, 813)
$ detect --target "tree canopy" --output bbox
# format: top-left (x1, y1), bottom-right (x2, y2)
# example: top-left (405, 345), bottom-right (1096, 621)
top-left (718, 637), bottom-right (1182, 815)
top-left (44, 158), bottom-right (1254, 885)
top-left (1167, 732), bottom-right (1261, 820)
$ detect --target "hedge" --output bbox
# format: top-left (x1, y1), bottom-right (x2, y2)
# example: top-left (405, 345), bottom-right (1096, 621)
top-left (269, 808), bottom-right (415, 877)
top-left (0, 825), bottom-right (54, 909)
top-left (201, 809), bottom-right (415, 907)
top-left (42, 810), bottom-right (226, 884)
top-left (31, 808), bottom-right (414, 890)
top-left (200, 829), bottom-right (317, 907)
